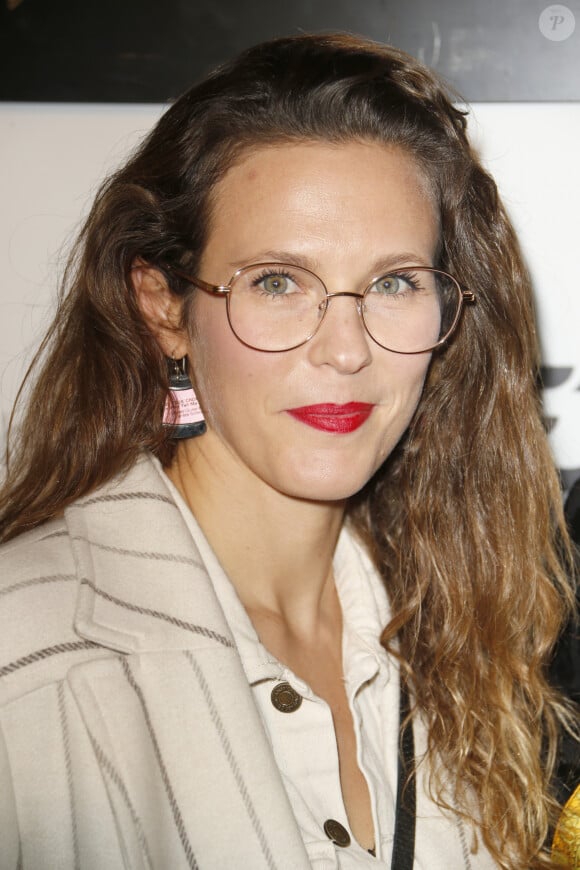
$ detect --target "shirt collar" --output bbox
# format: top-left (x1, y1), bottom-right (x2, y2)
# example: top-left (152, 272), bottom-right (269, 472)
top-left (160, 464), bottom-right (392, 691)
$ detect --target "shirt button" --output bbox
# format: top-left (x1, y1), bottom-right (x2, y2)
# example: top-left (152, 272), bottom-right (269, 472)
top-left (323, 818), bottom-right (351, 848)
top-left (270, 681), bottom-right (302, 712)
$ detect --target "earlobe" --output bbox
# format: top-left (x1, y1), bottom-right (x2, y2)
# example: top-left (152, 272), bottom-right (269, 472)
top-left (131, 259), bottom-right (188, 357)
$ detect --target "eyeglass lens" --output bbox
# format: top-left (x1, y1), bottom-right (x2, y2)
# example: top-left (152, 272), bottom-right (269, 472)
top-left (226, 264), bottom-right (461, 353)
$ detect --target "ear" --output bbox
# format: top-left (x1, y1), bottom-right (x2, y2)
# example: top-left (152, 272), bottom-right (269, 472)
top-left (131, 259), bottom-right (189, 358)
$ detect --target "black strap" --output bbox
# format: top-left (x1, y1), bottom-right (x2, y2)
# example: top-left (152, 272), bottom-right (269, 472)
top-left (390, 681), bottom-right (416, 868)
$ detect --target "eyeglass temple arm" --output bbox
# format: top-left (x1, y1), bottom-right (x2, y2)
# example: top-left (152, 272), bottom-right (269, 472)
top-left (164, 264), bottom-right (230, 296)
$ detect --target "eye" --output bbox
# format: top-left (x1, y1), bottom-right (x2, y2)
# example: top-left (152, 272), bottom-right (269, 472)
top-left (368, 271), bottom-right (421, 296)
top-left (249, 267), bottom-right (308, 298)
top-left (372, 275), bottom-right (403, 295)
top-left (243, 265), bottom-right (316, 301)
top-left (261, 273), bottom-right (291, 295)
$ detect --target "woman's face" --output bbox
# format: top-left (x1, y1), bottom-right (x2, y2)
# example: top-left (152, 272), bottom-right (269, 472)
top-left (186, 140), bottom-right (439, 503)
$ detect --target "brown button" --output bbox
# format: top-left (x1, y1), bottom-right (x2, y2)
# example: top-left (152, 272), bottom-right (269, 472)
top-left (323, 818), bottom-right (351, 848)
top-left (270, 681), bottom-right (302, 713)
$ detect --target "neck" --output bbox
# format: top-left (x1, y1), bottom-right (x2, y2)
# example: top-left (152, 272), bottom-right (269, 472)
top-left (167, 435), bottom-right (346, 634)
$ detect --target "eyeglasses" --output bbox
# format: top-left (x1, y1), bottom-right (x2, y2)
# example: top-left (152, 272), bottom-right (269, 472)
top-left (167, 262), bottom-right (474, 354)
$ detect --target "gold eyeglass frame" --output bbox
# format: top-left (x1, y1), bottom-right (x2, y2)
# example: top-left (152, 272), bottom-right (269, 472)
top-left (165, 262), bottom-right (475, 354)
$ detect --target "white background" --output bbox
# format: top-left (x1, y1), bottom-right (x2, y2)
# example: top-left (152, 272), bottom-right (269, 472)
top-left (1, 101), bottom-right (579, 486)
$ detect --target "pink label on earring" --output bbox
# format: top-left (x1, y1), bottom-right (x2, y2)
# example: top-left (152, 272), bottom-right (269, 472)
top-left (164, 389), bottom-right (204, 425)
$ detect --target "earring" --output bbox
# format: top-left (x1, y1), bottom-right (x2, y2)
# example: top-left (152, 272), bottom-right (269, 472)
top-left (163, 356), bottom-right (206, 439)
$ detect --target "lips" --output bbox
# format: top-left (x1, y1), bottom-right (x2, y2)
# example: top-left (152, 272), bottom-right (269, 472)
top-left (287, 402), bottom-right (374, 433)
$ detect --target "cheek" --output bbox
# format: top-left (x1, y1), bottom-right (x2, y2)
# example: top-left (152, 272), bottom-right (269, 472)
top-left (387, 353), bottom-right (432, 404)
top-left (378, 355), bottom-right (431, 445)
top-left (187, 306), bottom-right (265, 426)
top-left (188, 296), bottom-right (232, 384)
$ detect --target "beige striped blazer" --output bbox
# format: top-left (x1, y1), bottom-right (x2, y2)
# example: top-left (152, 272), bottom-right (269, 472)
top-left (0, 454), bottom-right (311, 869)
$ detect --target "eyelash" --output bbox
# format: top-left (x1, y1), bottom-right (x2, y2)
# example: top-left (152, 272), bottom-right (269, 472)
top-left (248, 267), bottom-right (427, 294)
top-left (251, 268), bottom-right (296, 287)
top-left (391, 270), bottom-right (424, 293)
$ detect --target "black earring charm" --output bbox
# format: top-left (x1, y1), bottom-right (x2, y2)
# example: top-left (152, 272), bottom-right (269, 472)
top-left (163, 357), bottom-right (206, 439)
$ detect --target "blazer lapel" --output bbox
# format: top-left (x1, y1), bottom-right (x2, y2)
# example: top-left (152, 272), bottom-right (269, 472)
top-left (66, 453), bottom-right (233, 654)
top-left (63, 454), bottom-right (310, 869)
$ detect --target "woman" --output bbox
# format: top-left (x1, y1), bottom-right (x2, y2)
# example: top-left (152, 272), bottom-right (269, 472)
top-left (0, 33), bottom-right (576, 870)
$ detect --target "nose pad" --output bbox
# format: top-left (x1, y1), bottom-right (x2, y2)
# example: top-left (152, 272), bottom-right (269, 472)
top-left (319, 292), bottom-right (366, 330)
top-left (309, 292), bottom-right (372, 371)
top-left (320, 291), bottom-right (365, 313)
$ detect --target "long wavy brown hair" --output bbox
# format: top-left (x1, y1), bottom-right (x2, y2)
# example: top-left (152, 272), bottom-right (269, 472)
top-left (1, 33), bottom-right (576, 867)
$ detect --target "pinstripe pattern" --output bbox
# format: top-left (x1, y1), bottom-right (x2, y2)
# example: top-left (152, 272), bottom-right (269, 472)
top-left (455, 814), bottom-right (472, 870)
top-left (81, 578), bottom-right (234, 648)
top-left (42, 528), bottom-right (69, 540)
top-left (71, 536), bottom-right (202, 566)
top-left (78, 491), bottom-right (177, 509)
top-left (0, 455), bottom-right (498, 869)
top-left (86, 728), bottom-right (154, 869)
top-left (0, 574), bottom-right (75, 598)
top-left (185, 650), bottom-right (278, 870)
top-left (0, 641), bottom-right (100, 679)
top-left (57, 682), bottom-right (80, 870)
top-left (120, 656), bottom-right (199, 870)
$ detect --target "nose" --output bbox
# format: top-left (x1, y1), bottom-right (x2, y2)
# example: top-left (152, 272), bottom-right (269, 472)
top-left (306, 292), bottom-right (373, 373)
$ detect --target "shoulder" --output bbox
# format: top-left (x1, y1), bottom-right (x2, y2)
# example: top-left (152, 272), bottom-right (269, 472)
top-left (0, 452), bottom-right (168, 583)
top-left (0, 517), bottom-right (92, 707)
top-left (0, 456), bottom-right (164, 708)
top-left (0, 517), bottom-right (77, 626)
top-left (0, 515), bottom-right (74, 582)
top-left (0, 454), bottom-right (197, 708)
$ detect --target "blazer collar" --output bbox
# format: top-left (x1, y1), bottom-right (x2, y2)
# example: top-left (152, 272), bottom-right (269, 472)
top-left (64, 456), bottom-right (312, 870)
top-left (65, 453), bottom-right (235, 655)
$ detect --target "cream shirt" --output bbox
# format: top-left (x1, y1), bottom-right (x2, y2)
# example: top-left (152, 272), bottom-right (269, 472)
top-left (161, 466), bottom-right (494, 870)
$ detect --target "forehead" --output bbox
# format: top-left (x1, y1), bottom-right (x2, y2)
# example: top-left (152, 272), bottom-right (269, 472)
top-left (202, 140), bottom-right (440, 273)
top-left (213, 138), bottom-right (436, 202)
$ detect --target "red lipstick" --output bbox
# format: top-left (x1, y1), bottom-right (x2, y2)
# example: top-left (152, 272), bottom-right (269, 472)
top-left (287, 402), bottom-right (374, 433)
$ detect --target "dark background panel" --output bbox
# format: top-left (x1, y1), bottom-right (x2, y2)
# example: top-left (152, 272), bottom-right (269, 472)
top-left (1, 0), bottom-right (579, 102)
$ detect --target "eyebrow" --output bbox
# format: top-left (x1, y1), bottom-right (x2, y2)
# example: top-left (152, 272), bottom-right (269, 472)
top-left (228, 250), bottom-right (435, 274)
